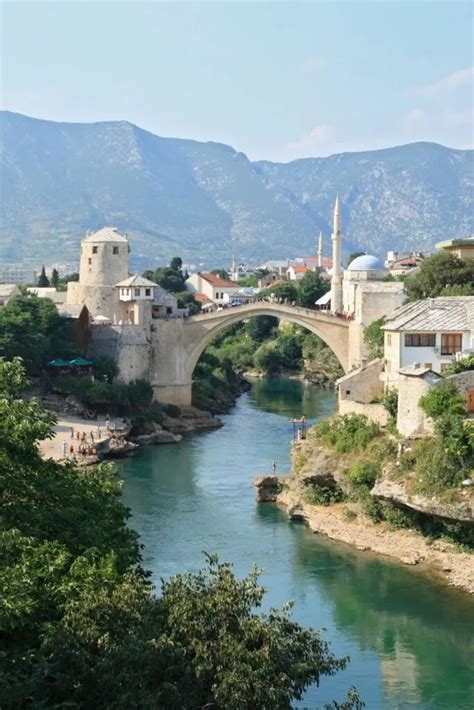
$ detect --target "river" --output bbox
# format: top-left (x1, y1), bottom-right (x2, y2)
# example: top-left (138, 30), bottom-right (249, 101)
top-left (120, 379), bottom-right (474, 709)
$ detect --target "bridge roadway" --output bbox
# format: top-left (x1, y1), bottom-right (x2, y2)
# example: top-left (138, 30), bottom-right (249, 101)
top-left (151, 301), bottom-right (351, 405)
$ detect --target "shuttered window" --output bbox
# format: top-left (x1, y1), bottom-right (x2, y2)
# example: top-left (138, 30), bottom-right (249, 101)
top-left (404, 333), bottom-right (436, 347)
top-left (441, 333), bottom-right (462, 355)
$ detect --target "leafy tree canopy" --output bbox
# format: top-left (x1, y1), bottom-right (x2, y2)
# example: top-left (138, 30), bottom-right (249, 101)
top-left (404, 252), bottom-right (474, 301)
top-left (0, 296), bottom-right (78, 373)
top-left (169, 256), bottom-right (183, 272)
top-left (297, 271), bottom-right (329, 308)
top-left (245, 315), bottom-right (278, 342)
top-left (363, 317), bottom-right (386, 360)
top-left (211, 268), bottom-right (230, 280)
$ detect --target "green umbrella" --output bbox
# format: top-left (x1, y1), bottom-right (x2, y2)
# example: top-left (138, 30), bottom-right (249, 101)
top-left (69, 357), bottom-right (93, 367)
top-left (48, 358), bottom-right (71, 367)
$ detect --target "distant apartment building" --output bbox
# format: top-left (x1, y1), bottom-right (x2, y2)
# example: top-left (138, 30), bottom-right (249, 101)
top-left (287, 265), bottom-right (311, 281)
top-left (0, 265), bottom-right (37, 285)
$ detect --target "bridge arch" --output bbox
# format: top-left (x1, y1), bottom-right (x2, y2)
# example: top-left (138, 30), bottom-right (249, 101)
top-left (183, 302), bottom-right (350, 383)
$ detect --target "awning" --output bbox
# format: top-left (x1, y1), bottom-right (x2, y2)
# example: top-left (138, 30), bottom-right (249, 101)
top-left (315, 290), bottom-right (331, 305)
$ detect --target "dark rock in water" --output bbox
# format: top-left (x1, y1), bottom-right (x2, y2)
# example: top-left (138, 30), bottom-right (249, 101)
top-left (253, 475), bottom-right (285, 502)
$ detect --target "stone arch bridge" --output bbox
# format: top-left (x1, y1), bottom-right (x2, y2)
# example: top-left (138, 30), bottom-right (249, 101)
top-left (151, 302), bottom-right (352, 405)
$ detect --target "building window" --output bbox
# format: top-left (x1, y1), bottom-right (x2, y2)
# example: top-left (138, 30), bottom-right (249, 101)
top-left (126, 289), bottom-right (130, 295)
top-left (424, 363), bottom-right (432, 370)
top-left (441, 333), bottom-right (462, 355)
top-left (404, 333), bottom-right (436, 347)
top-left (134, 288), bottom-right (140, 297)
top-left (92, 246), bottom-right (98, 254)
top-left (440, 363), bottom-right (452, 373)
top-left (113, 246), bottom-right (119, 255)
top-left (145, 288), bottom-right (151, 297)
top-left (88, 258), bottom-right (92, 265)
top-left (386, 333), bottom-right (391, 346)
top-left (166, 306), bottom-right (173, 315)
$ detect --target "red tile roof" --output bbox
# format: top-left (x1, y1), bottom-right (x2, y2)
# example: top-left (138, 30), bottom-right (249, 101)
top-left (200, 272), bottom-right (240, 288)
top-left (194, 292), bottom-right (212, 303)
top-left (291, 265), bottom-right (311, 273)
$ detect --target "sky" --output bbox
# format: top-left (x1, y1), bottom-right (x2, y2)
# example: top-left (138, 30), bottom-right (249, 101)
top-left (1, 0), bottom-right (473, 161)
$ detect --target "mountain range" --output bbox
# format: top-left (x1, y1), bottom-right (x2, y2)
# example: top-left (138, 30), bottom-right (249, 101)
top-left (1, 111), bottom-right (473, 270)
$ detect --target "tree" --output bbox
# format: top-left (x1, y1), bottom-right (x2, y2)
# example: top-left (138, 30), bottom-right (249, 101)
top-left (154, 267), bottom-right (186, 293)
top-left (277, 333), bottom-right (303, 369)
top-left (346, 252), bottom-right (365, 268)
top-left (211, 268), bottom-right (230, 281)
top-left (37, 265), bottom-right (50, 287)
top-left (170, 256), bottom-right (183, 272)
top-left (0, 358), bottom-right (356, 708)
top-left (0, 296), bottom-right (78, 373)
top-left (297, 271), bottom-right (329, 309)
top-left (175, 291), bottom-right (202, 315)
top-left (363, 317), bottom-right (385, 360)
top-left (404, 252), bottom-right (474, 302)
top-left (50, 268), bottom-right (59, 287)
top-left (262, 281), bottom-right (298, 302)
top-left (245, 315), bottom-right (278, 342)
top-left (442, 354), bottom-right (474, 376)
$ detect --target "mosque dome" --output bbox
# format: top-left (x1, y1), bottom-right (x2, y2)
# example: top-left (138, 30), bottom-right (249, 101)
top-left (347, 254), bottom-right (384, 271)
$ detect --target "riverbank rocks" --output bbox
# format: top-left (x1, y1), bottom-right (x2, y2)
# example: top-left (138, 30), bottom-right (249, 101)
top-left (372, 476), bottom-right (474, 523)
top-left (253, 475), bottom-right (287, 502)
top-left (132, 431), bottom-right (182, 445)
top-left (162, 407), bottom-right (223, 434)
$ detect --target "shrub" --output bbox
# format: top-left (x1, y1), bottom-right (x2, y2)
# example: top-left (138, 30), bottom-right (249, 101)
top-left (363, 317), bottom-right (385, 360)
top-left (441, 354), bottom-right (474, 375)
top-left (305, 484), bottom-right (345, 506)
top-left (347, 461), bottom-right (380, 490)
top-left (343, 507), bottom-right (357, 521)
top-left (381, 504), bottom-right (414, 530)
top-left (94, 355), bottom-right (119, 383)
top-left (381, 388), bottom-right (398, 419)
top-left (420, 381), bottom-right (466, 420)
top-left (314, 414), bottom-right (380, 454)
top-left (415, 443), bottom-right (465, 494)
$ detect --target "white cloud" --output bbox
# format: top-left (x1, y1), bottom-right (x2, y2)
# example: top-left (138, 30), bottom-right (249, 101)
top-left (285, 125), bottom-right (333, 159)
top-left (409, 66), bottom-right (474, 98)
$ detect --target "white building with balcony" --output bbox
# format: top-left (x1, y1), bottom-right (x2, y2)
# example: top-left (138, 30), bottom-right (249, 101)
top-left (382, 297), bottom-right (474, 384)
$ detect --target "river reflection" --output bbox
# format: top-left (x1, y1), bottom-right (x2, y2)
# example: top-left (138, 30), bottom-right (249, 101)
top-left (120, 379), bottom-right (474, 709)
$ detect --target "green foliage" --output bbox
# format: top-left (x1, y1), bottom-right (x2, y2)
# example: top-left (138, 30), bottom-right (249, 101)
top-left (245, 315), bottom-right (278, 342)
top-left (0, 360), bottom-right (354, 707)
top-left (381, 388), bottom-right (398, 420)
top-left (297, 271), bottom-right (329, 308)
top-left (211, 267), bottom-right (229, 280)
top-left (254, 341), bottom-right (285, 373)
top-left (93, 355), bottom-right (119, 383)
top-left (343, 507), bottom-right (358, 521)
top-left (52, 376), bottom-right (153, 414)
top-left (441, 354), bottom-right (474, 375)
top-left (276, 333), bottom-right (303, 370)
top-left (347, 461), bottom-right (380, 490)
top-left (261, 281), bottom-right (298, 302)
top-left (175, 290), bottom-right (201, 314)
top-left (37, 265), bottom-right (50, 287)
top-left (420, 381), bottom-right (466, 420)
top-left (169, 256), bottom-right (183, 271)
top-left (363, 317), bottom-right (385, 360)
top-left (314, 414), bottom-right (380, 454)
top-left (404, 252), bottom-right (474, 301)
top-left (0, 295), bottom-right (78, 374)
top-left (305, 484), bottom-right (345, 506)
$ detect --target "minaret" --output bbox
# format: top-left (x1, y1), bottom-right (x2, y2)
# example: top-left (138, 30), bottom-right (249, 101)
top-left (317, 231), bottom-right (323, 268)
top-left (330, 196), bottom-right (343, 313)
top-left (231, 255), bottom-right (237, 279)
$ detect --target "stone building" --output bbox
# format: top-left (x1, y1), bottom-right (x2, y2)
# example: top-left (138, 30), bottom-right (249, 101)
top-left (435, 236), bottom-right (474, 260)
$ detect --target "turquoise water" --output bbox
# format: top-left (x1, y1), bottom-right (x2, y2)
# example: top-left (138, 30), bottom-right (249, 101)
top-left (120, 379), bottom-right (474, 709)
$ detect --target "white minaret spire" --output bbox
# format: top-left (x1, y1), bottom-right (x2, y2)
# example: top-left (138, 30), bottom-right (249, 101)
top-left (330, 195), bottom-right (343, 313)
top-left (317, 231), bottom-right (323, 268)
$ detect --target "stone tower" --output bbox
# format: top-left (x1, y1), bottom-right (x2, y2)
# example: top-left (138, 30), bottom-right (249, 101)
top-left (330, 196), bottom-right (343, 313)
top-left (317, 231), bottom-right (323, 268)
top-left (67, 227), bottom-right (130, 318)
